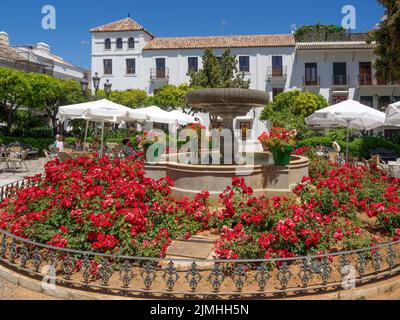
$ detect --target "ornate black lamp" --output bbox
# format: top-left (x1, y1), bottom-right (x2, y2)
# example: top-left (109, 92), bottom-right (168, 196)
top-left (104, 79), bottom-right (112, 98)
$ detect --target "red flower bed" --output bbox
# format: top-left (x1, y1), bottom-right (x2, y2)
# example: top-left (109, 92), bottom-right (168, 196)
top-left (0, 152), bottom-right (399, 260)
top-left (0, 156), bottom-right (210, 257)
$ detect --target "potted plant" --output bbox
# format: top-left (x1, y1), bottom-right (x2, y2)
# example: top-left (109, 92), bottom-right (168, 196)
top-left (258, 128), bottom-right (297, 165)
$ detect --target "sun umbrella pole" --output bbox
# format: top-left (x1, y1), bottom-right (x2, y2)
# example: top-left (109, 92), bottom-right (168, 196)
top-left (100, 121), bottom-right (105, 158)
top-left (346, 121), bottom-right (350, 163)
top-left (84, 120), bottom-right (89, 151)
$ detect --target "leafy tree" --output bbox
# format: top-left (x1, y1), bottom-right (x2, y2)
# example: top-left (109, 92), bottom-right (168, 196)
top-left (189, 48), bottom-right (250, 89)
top-left (370, 0), bottom-right (400, 82)
top-left (260, 90), bottom-right (328, 138)
top-left (150, 84), bottom-right (198, 115)
top-left (98, 89), bottom-right (150, 108)
top-left (189, 49), bottom-right (250, 126)
top-left (0, 68), bottom-right (30, 135)
top-left (29, 73), bottom-right (84, 135)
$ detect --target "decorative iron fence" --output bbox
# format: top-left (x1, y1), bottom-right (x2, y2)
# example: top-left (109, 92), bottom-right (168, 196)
top-left (0, 179), bottom-right (399, 298)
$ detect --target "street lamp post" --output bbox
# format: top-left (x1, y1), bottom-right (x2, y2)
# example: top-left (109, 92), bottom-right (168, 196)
top-left (80, 77), bottom-right (89, 96)
top-left (92, 72), bottom-right (101, 97)
top-left (104, 79), bottom-right (112, 98)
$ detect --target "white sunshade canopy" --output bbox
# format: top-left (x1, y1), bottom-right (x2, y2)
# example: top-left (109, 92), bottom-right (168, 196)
top-left (306, 99), bottom-right (386, 131)
top-left (58, 99), bottom-right (147, 123)
top-left (385, 101), bottom-right (400, 126)
top-left (134, 106), bottom-right (197, 125)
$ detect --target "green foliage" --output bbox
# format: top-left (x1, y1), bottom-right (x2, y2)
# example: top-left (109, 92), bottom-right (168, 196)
top-left (97, 89), bottom-right (150, 108)
top-left (294, 24), bottom-right (346, 42)
top-left (150, 84), bottom-right (198, 114)
top-left (28, 73), bottom-right (84, 133)
top-left (260, 90), bottom-right (328, 139)
top-left (370, 0), bottom-right (400, 82)
top-left (0, 67), bottom-right (31, 134)
top-left (189, 48), bottom-right (251, 89)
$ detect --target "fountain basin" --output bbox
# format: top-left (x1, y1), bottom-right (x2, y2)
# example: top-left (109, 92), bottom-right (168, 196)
top-left (145, 153), bottom-right (309, 202)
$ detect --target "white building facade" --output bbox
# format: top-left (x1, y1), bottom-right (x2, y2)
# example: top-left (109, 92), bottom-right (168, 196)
top-left (91, 18), bottom-right (400, 144)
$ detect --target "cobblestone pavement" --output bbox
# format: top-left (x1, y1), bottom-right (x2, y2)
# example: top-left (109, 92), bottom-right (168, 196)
top-left (0, 158), bottom-right (47, 187)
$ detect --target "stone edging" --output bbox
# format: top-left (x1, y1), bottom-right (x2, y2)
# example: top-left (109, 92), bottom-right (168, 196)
top-left (0, 262), bottom-right (399, 300)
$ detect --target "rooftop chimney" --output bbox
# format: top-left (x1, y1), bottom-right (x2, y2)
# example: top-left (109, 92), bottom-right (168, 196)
top-left (34, 42), bottom-right (50, 52)
top-left (0, 32), bottom-right (9, 46)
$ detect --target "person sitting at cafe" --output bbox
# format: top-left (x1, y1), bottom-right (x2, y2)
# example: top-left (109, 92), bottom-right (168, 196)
top-left (122, 139), bottom-right (135, 157)
top-left (90, 138), bottom-right (101, 151)
top-left (53, 135), bottom-right (64, 151)
top-left (72, 136), bottom-right (83, 151)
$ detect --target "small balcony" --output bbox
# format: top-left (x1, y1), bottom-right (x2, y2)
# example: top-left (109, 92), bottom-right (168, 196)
top-left (303, 76), bottom-right (321, 88)
top-left (267, 66), bottom-right (287, 80)
top-left (150, 68), bottom-right (169, 82)
top-left (358, 74), bottom-right (400, 87)
top-left (332, 74), bottom-right (349, 87)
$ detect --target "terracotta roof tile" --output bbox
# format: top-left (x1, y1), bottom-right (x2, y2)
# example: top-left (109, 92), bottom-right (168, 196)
top-left (296, 42), bottom-right (376, 50)
top-left (143, 34), bottom-right (295, 50)
top-left (91, 18), bottom-right (148, 33)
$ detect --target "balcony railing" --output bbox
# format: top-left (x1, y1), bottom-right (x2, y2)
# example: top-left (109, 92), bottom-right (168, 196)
top-left (358, 74), bottom-right (399, 86)
top-left (150, 68), bottom-right (169, 81)
top-left (267, 66), bottom-right (287, 79)
top-left (332, 74), bottom-right (349, 87)
top-left (303, 76), bottom-right (321, 87)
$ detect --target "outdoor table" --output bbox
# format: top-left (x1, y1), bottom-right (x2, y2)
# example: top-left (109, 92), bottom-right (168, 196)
top-left (69, 151), bottom-right (97, 159)
top-left (388, 162), bottom-right (400, 179)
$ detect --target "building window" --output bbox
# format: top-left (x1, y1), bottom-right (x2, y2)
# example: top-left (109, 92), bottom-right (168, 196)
top-left (333, 62), bottom-right (347, 85)
top-left (128, 37), bottom-right (135, 49)
top-left (378, 96), bottom-right (391, 112)
top-left (359, 62), bottom-right (372, 85)
top-left (126, 59), bottom-right (136, 74)
top-left (239, 56), bottom-right (250, 73)
top-left (156, 58), bottom-right (166, 78)
top-left (305, 63), bottom-right (318, 86)
top-left (104, 38), bottom-right (111, 50)
top-left (272, 88), bottom-right (284, 100)
top-left (188, 57), bottom-right (198, 72)
top-left (272, 56), bottom-right (283, 76)
top-left (103, 59), bottom-right (112, 75)
top-left (116, 38), bottom-right (123, 49)
top-left (360, 96), bottom-right (373, 108)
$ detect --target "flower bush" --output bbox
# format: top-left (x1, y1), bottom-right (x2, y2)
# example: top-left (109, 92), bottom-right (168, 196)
top-left (0, 148), bottom-right (399, 260)
top-left (0, 156), bottom-right (209, 257)
top-left (258, 128), bottom-right (297, 151)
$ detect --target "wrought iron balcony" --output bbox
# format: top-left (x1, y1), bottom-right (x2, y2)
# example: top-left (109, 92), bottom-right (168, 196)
top-left (358, 74), bottom-right (399, 87)
top-left (150, 68), bottom-right (169, 82)
top-left (332, 74), bottom-right (349, 87)
top-left (303, 76), bottom-right (321, 88)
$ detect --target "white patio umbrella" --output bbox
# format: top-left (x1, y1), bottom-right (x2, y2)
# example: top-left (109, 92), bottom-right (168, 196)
top-left (306, 99), bottom-right (386, 162)
top-left (169, 110), bottom-right (199, 125)
top-left (133, 106), bottom-right (195, 126)
top-left (58, 99), bottom-right (147, 156)
top-left (385, 101), bottom-right (400, 126)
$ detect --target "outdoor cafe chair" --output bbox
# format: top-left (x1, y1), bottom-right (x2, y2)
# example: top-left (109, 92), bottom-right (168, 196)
top-left (5, 149), bottom-right (29, 172)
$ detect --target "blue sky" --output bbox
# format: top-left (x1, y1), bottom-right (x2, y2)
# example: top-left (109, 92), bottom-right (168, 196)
top-left (0, 0), bottom-right (384, 70)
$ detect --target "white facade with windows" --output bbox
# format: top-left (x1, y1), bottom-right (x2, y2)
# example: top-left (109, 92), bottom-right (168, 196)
top-left (91, 18), bottom-right (400, 146)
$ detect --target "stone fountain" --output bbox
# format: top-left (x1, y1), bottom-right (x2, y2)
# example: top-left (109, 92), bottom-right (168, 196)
top-left (186, 88), bottom-right (269, 164)
top-left (144, 88), bottom-right (309, 202)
